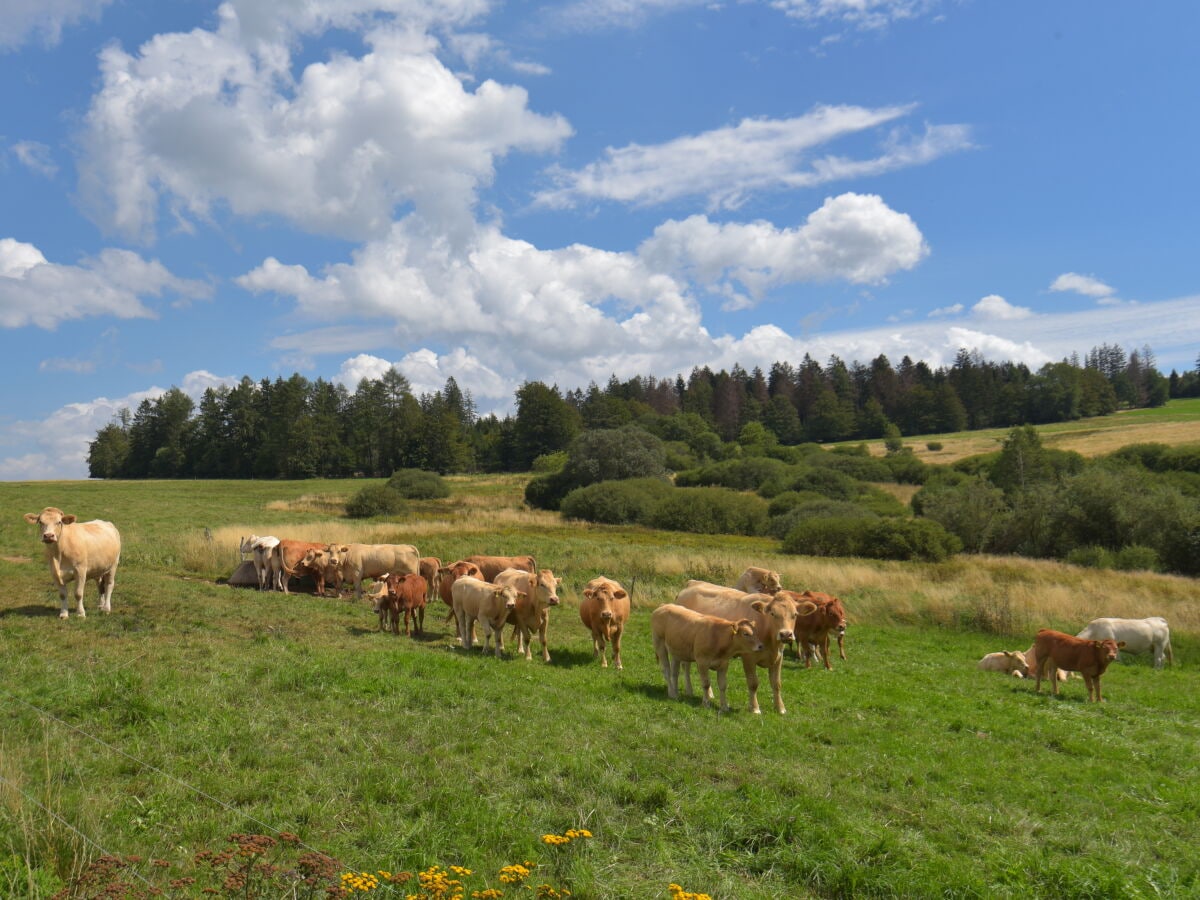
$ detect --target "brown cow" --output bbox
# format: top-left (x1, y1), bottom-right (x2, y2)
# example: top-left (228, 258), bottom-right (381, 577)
top-left (436, 560), bottom-right (485, 639)
top-left (652, 604), bottom-right (764, 711)
top-left (382, 573), bottom-right (428, 636)
top-left (579, 576), bottom-right (630, 670)
top-left (277, 540), bottom-right (332, 595)
top-left (1022, 642), bottom-right (1069, 682)
top-left (419, 556), bottom-right (441, 605)
top-left (791, 590), bottom-right (848, 669)
top-left (496, 568), bottom-right (561, 662)
top-left (1032, 629), bottom-right (1125, 702)
top-left (24, 507), bottom-right (121, 619)
top-left (465, 554), bottom-right (537, 582)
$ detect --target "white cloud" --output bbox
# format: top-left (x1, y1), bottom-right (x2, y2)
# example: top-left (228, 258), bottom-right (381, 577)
top-left (0, 238), bottom-right (211, 329)
top-left (537, 105), bottom-right (971, 210)
top-left (0, 0), bottom-right (111, 50)
top-left (11, 141), bottom-right (58, 177)
top-left (79, 11), bottom-right (571, 243)
top-left (543, 0), bottom-right (710, 32)
top-left (769, 0), bottom-right (945, 30)
top-left (39, 357), bottom-right (97, 374)
top-left (1049, 271), bottom-right (1117, 300)
top-left (971, 294), bottom-right (1032, 321)
top-left (928, 302), bottom-right (963, 317)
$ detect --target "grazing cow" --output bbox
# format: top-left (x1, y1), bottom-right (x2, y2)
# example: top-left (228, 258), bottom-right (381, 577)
top-left (791, 590), bottom-right (848, 669)
top-left (419, 556), bottom-right (442, 605)
top-left (240, 535), bottom-right (282, 591)
top-left (277, 540), bottom-right (332, 595)
top-left (733, 567), bottom-right (782, 595)
top-left (436, 560), bottom-right (485, 639)
top-left (1022, 643), bottom-right (1069, 682)
top-left (452, 575), bottom-right (522, 657)
top-left (579, 576), bottom-right (631, 670)
top-left (978, 651), bottom-right (1028, 678)
top-left (674, 581), bottom-right (815, 715)
top-left (329, 543), bottom-right (420, 600)
top-left (465, 554), bottom-right (537, 582)
top-left (1077, 617), bottom-right (1173, 669)
top-left (1032, 629), bottom-right (1125, 702)
top-left (382, 573), bottom-right (428, 636)
top-left (652, 604), bottom-right (764, 711)
top-left (24, 508), bottom-right (121, 619)
top-left (495, 568), bottom-right (561, 662)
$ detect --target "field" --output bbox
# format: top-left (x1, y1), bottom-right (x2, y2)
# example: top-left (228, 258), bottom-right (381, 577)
top-left (2, 461), bottom-right (1200, 897)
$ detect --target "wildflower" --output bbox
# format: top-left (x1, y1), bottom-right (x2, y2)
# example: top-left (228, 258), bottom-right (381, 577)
top-left (668, 884), bottom-right (713, 900)
top-left (472, 890), bottom-right (504, 899)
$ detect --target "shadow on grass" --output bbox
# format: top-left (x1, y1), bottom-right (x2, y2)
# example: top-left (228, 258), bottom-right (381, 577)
top-left (0, 604), bottom-right (61, 618)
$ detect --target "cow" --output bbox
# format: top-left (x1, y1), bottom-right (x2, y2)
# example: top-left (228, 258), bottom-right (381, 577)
top-left (295, 545), bottom-right (347, 598)
top-left (495, 568), bottom-right (561, 662)
top-left (651, 604), bottom-right (764, 711)
top-left (452, 575), bottom-right (521, 657)
top-left (239, 535), bottom-right (282, 591)
top-left (382, 573), bottom-right (428, 636)
top-left (328, 543), bottom-right (420, 600)
top-left (277, 540), bottom-right (333, 595)
top-left (436, 560), bottom-right (485, 640)
top-left (1022, 643), bottom-right (1069, 682)
top-left (579, 576), bottom-right (631, 670)
top-left (1077, 617), bottom-right (1173, 669)
top-left (1032, 629), bottom-right (1125, 702)
top-left (733, 567), bottom-right (782, 595)
top-left (419, 556), bottom-right (442, 606)
top-left (791, 590), bottom-right (848, 669)
top-left (674, 581), bottom-right (815, 715)
top-left (977, 651), bottom-right (1028, 677)
top-left (465, 554), bottom-right (537, 582)
top-left (24, 508), bottom-right (121, 619)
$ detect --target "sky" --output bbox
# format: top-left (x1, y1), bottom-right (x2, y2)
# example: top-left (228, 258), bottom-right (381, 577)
top-left (2, 0), bottom-right (1199, 481)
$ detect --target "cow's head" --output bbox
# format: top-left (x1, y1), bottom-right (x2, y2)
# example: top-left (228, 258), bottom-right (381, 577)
top-left (761, 571), bottom-right (783, 594)
top-left (325, 544), bottom-right (350, 573)
top-left (239, 534), bottom-right (260, 557)
top-left (451, 561), bottom-right (483, 580)
top-left (493, 584), bottom-right (522, 614)
top-left (1095, 639), bottom-right (1125, 662)
top-left (537, 570), bottom-right (561, 607)
top-left (732, 619), bottom-right (765, 654)
top-left (25, 508), bottom-right (75, 544)
top-left (584, 581), bottom-right (627, 620)
top-left (1003, 650), bottom-right (1028, 676)
top-left (750, 594), bottom-right (800, 645)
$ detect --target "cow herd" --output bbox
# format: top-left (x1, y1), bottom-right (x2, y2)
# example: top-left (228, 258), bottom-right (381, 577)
top-left (24, 507), bottom-right (1175, 712)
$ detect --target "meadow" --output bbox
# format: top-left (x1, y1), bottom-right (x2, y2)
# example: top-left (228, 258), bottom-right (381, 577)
top-left (2, 466), bottom-right (1199, 898)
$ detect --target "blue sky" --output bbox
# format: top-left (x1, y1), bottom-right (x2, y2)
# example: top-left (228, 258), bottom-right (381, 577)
top-left (3, 0), bottom-right (1198, 480)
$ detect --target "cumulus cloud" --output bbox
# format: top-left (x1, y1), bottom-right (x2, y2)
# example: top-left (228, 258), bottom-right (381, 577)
top-left (0, 238), bottom-right (211, 329)
top-left (79, 9), bottom-right (571, 243)
top-left (1049, 272), bottom-right (1117, 300)
top-left (928, 302), bottom-right (963, 317)
top-left (537, 105), bottom-right (971, 210)
top-left (11, 141), bottom-right (58, 177)
top-left (971, 294), bottom-right (1032, 321)
top-left (0, 0), bottom-right (111, 50)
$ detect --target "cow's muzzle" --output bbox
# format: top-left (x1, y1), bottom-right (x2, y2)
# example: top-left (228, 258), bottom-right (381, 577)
top-left (41, 534), bottom-right (58, 543)
top-left (600, 610), bottom-right (613, 620)
top-left (779, 630), bottom-right (795, 644)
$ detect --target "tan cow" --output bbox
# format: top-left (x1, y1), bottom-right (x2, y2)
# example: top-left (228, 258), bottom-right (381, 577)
top-left (296, 546), bottom-right (345, 598)
top-left (277, 540), bottom-right (331, 595)
top-left (652, 604), bottom-right (764, 711)
top-left (419, 556), bottom-right (442, 605)
top-left (436, 560), bottom-right (485, 639)
top-left (1032, 629), bottom-right (1125, 702)
top-left (495, 568), bottom-right (561, 662)
top-left (733, 567), bottom-right (782, 595)
top-left (579, 576), bottom-right (631, 670)
top-left (328, 543), bottom-right (420, 600)
top-left (674, 581), bottom-right (814, 715)
top-left (24, 508), bottom-right (121, 619)
top-left (452, 575), bottom-right (522, 657)
top-left (465, 554), bottom-right (537, 582)
top-left (978, 650), bottom-right (1028, 677)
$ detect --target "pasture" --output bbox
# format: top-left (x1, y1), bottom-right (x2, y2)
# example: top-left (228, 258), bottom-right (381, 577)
top-left (2, 476), bottom-right (1199, 898)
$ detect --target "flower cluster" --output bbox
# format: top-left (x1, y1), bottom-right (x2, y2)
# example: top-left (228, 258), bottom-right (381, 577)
top-left (498, 863), bottom-right (532, 884)
top-left (540, 828), bottom-right (592, 847)
top-left (668, 884), bottom-right (713, 900)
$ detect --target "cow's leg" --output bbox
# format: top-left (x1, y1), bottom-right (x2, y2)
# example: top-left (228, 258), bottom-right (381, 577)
top-left (699, 665), bottom-right (714, 708)
top-left (612, 626), bottom-right (624, 671)
top-left (416, 606), bottom-right (425, 635)
top-left (769, 657), bottom-right (787, 715)
top-left (98, 569), bottom-right (116, 614)
top-left (743, 657), bottom-right (761, 715)
top-left (72, 570), bottom-right (87, 618)
top-left (821, 636), bottom-right (833, 671)
top-left (656, 642), bottom-right (673, 697)
top-left (539, 616), bottom-right (550, 663)
top-left (838, 633), bottom-right (847, 660)
top-left (715, 665), bottom-right (730, 712)
top-left (681, 660), bottom-right (693, 697)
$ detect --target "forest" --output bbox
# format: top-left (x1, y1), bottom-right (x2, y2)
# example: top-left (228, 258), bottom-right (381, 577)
top-left (87, 343), bottom-right (1195, 481)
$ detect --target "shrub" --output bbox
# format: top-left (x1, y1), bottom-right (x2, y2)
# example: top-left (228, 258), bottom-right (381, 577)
top-left (526, 425), bottom-right (669, 510)
top-left (345, 485), bottom-right (405, 518)
top-left (768, 499), bottom-right (876, 539)
top-left (1113, 545), bottom-right (1160, 572)
top-left (766, 490), bottom-right (828, 518)
top-left (783, 516), bottom-right (960, 562)
top-left (926, 441), bottom-right (944, 451)
top-left (674, 457), bottom-right (788, 491)
top-left (560, 478), bottom-right (674, 525)
top-left (525, 470), bottom-right (575, 510)
top-left (760, 466), bottom-right (860, 501)
top-left (1066, 545), bottom-right (1114, 569)
top-left (531, 450), bottom-right (569, 473)
top-left (881, 451), bottom-right (929, 484)
top-left (858, 487), bottom-right (909, 517)
top-left (386, 468), bottom-right (451, 499)
top-left (811, 453), bottom-right (893, 482)
top-left (647, 487), bottom-right (770, 536)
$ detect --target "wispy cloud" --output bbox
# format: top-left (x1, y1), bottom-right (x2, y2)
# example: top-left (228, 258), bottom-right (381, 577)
top-left (1049, 271), bottom-right (1118, 302)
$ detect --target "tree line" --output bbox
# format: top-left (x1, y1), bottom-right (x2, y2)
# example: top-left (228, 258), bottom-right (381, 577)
top-left (87, 343), bottom-right (1186, 479)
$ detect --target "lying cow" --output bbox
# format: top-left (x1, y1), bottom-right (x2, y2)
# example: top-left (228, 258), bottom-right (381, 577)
top-left (1077, 617), bottom-right (1173, 669)
top-left (978, 650), bottom-right (1028, 677)
top-left (579, 576), bottom-right (630, 670)
top-left (652, 604), bottom-right (764, 711)
top-left (465, 554), bottom-right (537, 582)
top-left (1032, 628), bottom-right (1125, 702)
top-left (25, 507), bottom-right (121, 619)
top-left (733, 566), bottom-right (782, 595)
top-left (496, 568), bottom-right (561, 662)
top-left (240, 534), bottom-right (282, 591)
top-left (452, 575), bottom-right (521, 657)
top-left (382, 573), bottom-right (428, 636)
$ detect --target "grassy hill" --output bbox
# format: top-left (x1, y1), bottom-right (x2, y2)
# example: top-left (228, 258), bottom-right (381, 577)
top-left (2, 465), bottom-right (1198, 897)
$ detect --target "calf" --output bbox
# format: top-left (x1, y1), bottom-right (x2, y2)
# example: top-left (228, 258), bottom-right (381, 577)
top-left (978, 650), bottom-right (1028, 678)
top-left (791, 590), bottom-right (848, 669)
top-left (1022, 643), bottom-right (1069, 683)
top-left (465, 554), bottom-right (537, 582)
top-left (733, 566), bottom-right (782, 595)
top-left (382, 573), bottom-right (428, 636)
top-left (579, 576), bottom-right (631, 670)
top-left (436, 560), bottom-right (485, 639)
top-left (451, 575), bottom-right (521, 657)
top-left (25, 507), bottom-right (121, 619)
top-left (1077, 617), bottom-right (1173, 669)
top-left (419, 556), bottom-right (442, 606)
top-left (1032, 629), bottom-right (1125, 702)
top-left (652, 604), bottom-right (763, 711)
top-left (277, 539), bottom-right (331, 595)
top-left (496, 568), bottom-right (561, 662)
top-left (240, 534), bottom-right (282, 591)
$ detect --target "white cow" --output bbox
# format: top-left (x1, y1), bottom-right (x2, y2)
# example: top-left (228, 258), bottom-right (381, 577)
top-left (452, 575), bottom-right (521, 657)
top-left (240, 535), bottom-right (282, 591)
top-left (1077, 617), bottom-right (1174, 669)
top-left (328, 543), bottom-right (420, 600)
top-left (25, 507), bottom-right (121, 619)
top-left (978, 650), bottom-right (1028, 677)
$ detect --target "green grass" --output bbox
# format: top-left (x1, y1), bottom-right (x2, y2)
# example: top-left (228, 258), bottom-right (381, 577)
top-left (2, 478), bottom-right (1199, 898)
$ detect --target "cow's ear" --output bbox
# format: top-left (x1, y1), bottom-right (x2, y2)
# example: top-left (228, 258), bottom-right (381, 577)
top-left (582, 588), bottom-right (594, 600)
top-left (339, 545), bottom-right (350, 553)
top-left (614, 590), bottom-right (628, 600)
top-left (730, 624), bottom-right (739, 635)
top-left (62, 515), bottom-right (77, 525)
top-left (750, 599), bottom-right (768, 612)
top-left (1118, 641), bottom-right (1127, 648)
top-left (23, 513), bottom-right (38, 523)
